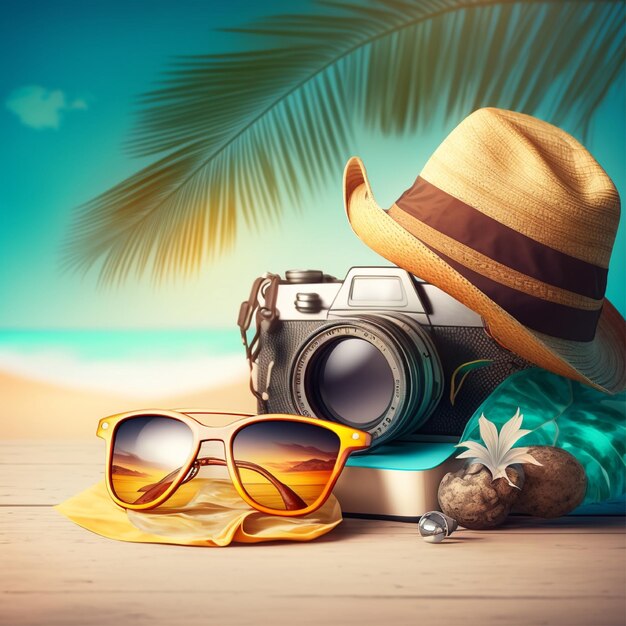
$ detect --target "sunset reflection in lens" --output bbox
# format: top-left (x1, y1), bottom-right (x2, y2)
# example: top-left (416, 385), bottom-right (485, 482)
top-left (111, 415), bottom-right (194, 505)
top-left (232, 420), bottom-right (340, 512)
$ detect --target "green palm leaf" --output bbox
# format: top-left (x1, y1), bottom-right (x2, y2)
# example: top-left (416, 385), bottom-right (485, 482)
top-left (64, 0), bottom-right (626, 283)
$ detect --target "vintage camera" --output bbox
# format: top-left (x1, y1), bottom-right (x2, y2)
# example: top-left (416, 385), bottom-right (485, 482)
top-left (240, 267), bottom-right (529, 447)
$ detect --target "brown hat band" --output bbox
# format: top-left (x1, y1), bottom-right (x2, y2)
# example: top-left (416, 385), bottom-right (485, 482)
top-left (429, 246), bottom-right (603, 341)
top-left (396, 177), bottom-right (608, 300)
top-left (391, 177), bottom-right (607, 342)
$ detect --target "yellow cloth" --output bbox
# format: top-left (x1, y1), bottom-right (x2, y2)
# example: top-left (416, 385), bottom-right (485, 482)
top-left (55, 478), bottom-right (342, 547)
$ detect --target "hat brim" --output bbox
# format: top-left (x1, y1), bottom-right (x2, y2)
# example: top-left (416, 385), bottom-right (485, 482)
top-left (343, 157), bottom-right (626, 394)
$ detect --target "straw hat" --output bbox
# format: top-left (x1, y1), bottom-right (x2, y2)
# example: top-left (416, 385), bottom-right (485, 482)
top-left (344, 108), bottom-right (626, 394)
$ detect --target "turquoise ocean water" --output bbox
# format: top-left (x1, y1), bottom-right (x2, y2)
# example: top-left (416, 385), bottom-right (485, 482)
top-left (0, 329), bottom-right (243, 360)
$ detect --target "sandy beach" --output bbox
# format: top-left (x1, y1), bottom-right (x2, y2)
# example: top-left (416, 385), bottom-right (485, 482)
top-left (0, 370), bottom-right (256, 439)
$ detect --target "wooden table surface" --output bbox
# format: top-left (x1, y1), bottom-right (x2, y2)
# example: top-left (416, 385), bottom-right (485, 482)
top-left (1, 441), bottom-right (624, 626)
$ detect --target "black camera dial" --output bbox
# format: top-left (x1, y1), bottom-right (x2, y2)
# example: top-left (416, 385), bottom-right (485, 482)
top-left (285, 269), bottom-right (324, 284)
top-left (295, 292), bottom-right (323, 314)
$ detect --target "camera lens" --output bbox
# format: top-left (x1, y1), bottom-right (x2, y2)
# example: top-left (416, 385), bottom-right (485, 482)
top-left (314, 338), bottom-right (395, 427)
top-left (291, 316), bottom-right (444, 446)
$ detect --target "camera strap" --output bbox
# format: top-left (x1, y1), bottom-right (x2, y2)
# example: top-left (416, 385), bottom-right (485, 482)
top-left (237, 273), bottom-right (281, 408)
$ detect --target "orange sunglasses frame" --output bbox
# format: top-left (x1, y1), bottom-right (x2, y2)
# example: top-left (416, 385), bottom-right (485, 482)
top-left (97, 409), bottom-right (371, 517)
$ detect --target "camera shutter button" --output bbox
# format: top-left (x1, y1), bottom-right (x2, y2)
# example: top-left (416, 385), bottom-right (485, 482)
top-left (295, 292), bottom-right (322, 314)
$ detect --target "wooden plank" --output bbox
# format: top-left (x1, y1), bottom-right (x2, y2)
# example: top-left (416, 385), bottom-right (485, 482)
top-left (0, 442), bottom-right (102, 505)
top-left (0, 442), bottom-right (624, 533)
top-left (1, 441), bottom-right (625, 626)
top-left (0, 461), bottom-right (624, 534)
top-left (2, 508), bottom-right (625, 626)
top-left (0, 443), bottom-right (623, 533)
top-left (0, 440), bottom-right (102, 466)
top-left (0, 465), bottom-right (104, 505)
top-left (1, 592), bottom-right (624, 626)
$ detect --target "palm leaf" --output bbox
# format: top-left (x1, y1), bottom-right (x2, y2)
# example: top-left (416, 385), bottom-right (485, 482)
top-left (63, 0), bottom-right (626, 283)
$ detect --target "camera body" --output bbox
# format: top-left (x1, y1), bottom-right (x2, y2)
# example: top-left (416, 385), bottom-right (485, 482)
top-left (251, 267), bottom-right (529, 446)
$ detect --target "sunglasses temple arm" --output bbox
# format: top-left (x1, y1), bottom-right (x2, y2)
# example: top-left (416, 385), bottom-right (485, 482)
top-left (197, 457), bottom-right (307, 511)
top-left (133, 457), bottom-right (307, 511)
top-left (132, 468), bottom-right (180, 505)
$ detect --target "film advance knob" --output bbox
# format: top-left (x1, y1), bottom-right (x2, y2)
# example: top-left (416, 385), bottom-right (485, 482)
top-left (285, 270), bottom-right (324, 284)
top-left (295, 292), bottom-right (323, 314)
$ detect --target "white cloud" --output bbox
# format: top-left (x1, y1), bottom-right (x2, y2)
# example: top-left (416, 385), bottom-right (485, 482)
top-left (5, 85), bottom-right (89, 129)
top-left (69, 98), bottom-right (88, 110)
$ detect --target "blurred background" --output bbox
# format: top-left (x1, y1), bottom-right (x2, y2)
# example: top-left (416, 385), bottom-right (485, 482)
top-left (1, 0), bottom-right (624, 437)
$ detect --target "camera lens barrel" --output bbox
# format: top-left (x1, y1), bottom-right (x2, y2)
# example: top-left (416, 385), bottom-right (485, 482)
top-left (290, 315), bottom-right (444, 446)
top-left (369, 314), bottom-right (443, 440)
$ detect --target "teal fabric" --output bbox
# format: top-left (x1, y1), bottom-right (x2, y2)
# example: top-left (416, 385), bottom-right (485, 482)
top-left (459, 369), bottom-right (626, 505)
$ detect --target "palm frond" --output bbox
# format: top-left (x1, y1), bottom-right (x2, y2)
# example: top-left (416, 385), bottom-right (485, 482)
top-left (63, 0), bottom-right (626, 283)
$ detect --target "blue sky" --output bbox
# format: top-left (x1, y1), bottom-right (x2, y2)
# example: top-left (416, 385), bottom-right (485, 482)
top-left (1, 0), bottom-right (625, 328)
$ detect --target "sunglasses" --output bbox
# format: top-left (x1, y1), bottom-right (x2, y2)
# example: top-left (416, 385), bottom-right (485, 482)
top-left (97, 410), bottom-right (371, 516)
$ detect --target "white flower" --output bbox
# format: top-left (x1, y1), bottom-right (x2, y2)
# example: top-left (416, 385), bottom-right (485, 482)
top-left (456, 408), bottom-right (542, 488)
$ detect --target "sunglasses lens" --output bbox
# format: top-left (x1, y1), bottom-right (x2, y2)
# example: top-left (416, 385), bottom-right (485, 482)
top-left (111, 415), bottom-right (194, 506)
top-left (232, 420), bottom-right (341, 512)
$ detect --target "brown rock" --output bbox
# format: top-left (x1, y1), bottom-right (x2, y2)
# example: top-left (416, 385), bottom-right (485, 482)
top-left (513, 446), bottom-right (587, 518)
top-left (438, 463), bottom-right (524, 530)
